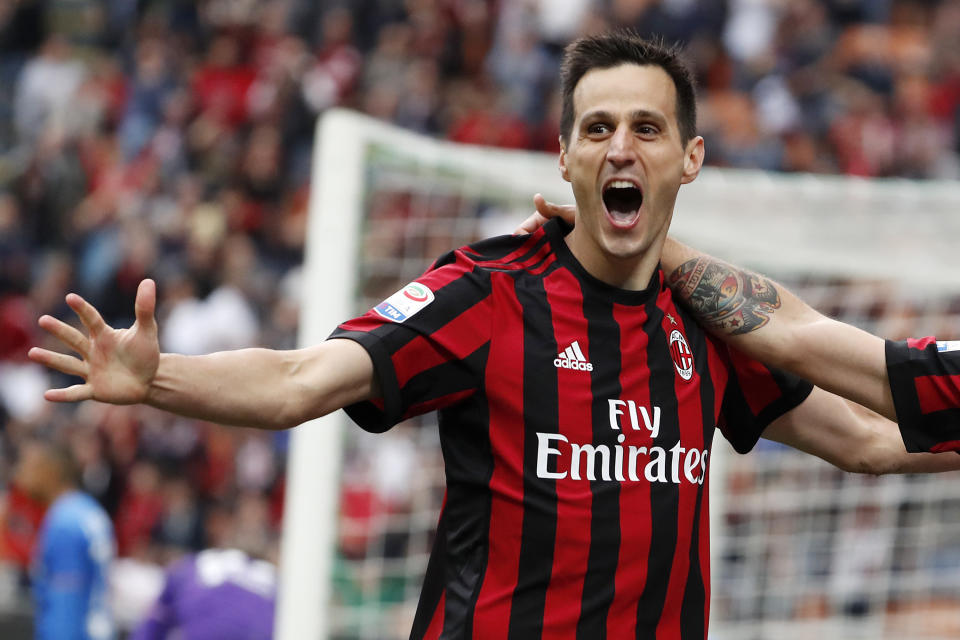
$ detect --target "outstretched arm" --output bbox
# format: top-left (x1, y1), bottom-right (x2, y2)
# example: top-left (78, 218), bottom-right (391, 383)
top-left (764, 386), bottom-right (960, 474)
top-left (28, 280), bottom-right (377, 429)
top-left (661, 239), bottom-right (895, 421)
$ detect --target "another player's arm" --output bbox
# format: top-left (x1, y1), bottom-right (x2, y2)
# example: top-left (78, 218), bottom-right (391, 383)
top-left (764, 386), bottom-right (960, 474)
top-left (661, 239), bottom-right (895, 422)
top-left (28, 279), bottom-right (378, 429)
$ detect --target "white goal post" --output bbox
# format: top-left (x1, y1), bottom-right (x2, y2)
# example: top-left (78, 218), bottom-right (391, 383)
top-left (278, 108), bottom-right (960, 640)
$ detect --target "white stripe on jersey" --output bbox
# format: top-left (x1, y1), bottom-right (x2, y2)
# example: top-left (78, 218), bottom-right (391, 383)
top-left (937, 341), bottom-right (960, 353)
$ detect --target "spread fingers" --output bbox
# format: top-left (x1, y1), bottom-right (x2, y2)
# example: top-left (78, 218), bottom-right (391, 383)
top-left (44, 384), bottom-right (94, 403)
top-left (66, 293), bottom-right (108, 337)
top-left (28, 347), bottom-right (88, 378)
top-left (38, 315), bottom-right (90, 357)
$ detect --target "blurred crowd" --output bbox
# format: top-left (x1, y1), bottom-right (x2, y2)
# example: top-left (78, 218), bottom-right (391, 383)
top-left (2, 0), bottom-right (960, 634)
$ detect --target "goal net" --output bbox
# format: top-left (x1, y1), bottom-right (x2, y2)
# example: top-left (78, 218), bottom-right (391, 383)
top-left (278, 109), bottom-right (960, 640)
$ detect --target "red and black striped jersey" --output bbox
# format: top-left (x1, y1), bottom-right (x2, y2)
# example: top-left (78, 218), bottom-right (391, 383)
top-left (330, 219), bottom-right (813, 640)
top-left (886, 338), bottom-right (960, 453)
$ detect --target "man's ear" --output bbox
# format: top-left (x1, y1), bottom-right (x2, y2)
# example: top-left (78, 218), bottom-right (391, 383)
top-left (558, 137), bottom-right (570, 183)
top-left (680, 136), bottom-right (705, 185)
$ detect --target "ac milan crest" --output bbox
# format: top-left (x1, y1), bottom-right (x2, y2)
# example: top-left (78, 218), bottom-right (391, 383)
top-left (669, 329), bottom-right (694, 381)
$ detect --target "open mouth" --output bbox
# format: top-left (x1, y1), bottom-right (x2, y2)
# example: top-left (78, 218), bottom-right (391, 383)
top-left (602, 180), bottom-right (644, 228)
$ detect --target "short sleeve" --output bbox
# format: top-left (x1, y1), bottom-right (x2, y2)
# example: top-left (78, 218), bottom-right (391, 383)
top-left (718, 346), bottom-right (814, 454)
top-left (328, 250), bottom-right (493, 433)
top-left (886, 338), bottom-right (960, 453)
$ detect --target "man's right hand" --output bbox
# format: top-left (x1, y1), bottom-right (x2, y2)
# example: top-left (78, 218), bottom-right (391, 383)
top-left (29, 279), bottom-right (160, 405)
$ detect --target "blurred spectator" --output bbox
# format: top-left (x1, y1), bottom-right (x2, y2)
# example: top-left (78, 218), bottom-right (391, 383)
top-left (192, 34), bottom-right (256, 132)
top-left (16, 437), bottom-right (115, 640)
top-left (301, 7), bottom-right (362, 116)
top-left (535, 0), bottom-right (598, 51)
top-left (447, 80), bottom-right (533, 149)
top-left (129, 547), bottom-right (275, 640)
top-left (118, 38), bottom-right (177, 161)
top-left (0, 483), bottom-right (45, 584)
top-left (829, 504), bottom-right (893, 617)
top-left (487, 8), bottom-right (556, 126)
top-left (151, 475), bottom-right (204, 558)
top-left (13, 35), bottom-right (86, 145)
top-left (114, 461), bottom-right (164, 559)
top-left (829, 79), bottom-right (897, 176)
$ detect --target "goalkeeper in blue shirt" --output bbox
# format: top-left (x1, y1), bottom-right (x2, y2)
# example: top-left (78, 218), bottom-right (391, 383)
top-left (15, 438), bottom-right (115, 640)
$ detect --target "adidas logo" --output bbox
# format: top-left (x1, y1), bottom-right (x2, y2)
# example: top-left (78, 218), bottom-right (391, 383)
top-left (554, 340), bottom-right (593, 372)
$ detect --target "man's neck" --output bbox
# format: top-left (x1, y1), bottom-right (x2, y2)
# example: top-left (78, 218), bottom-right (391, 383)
top-left (564, 227), bottom-right (664, 291)
top-left (45, 484), bottom-right (74, 507)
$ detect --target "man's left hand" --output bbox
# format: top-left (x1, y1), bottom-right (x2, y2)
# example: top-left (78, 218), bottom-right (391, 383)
top-left (514, 194), bottom-right (576, 234)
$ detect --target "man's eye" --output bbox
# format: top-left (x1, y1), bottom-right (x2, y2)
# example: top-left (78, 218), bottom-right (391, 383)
top-left (588, 123), bottom-right (609, 135)
top-left (637, 125), bottom-right (657, 135)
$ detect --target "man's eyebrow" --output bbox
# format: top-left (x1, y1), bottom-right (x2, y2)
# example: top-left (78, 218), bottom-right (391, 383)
top-left (579, 109), bottom-right (614, 123)
top-left (630, 109), bottom-right (667, 122)
top-left (579, 109), bottom-right (667, 123)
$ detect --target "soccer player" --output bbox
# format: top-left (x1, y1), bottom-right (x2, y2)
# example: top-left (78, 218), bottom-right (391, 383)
top-left (15, 438), bottom-right (115, 640)
top-left (521, 198), bottom-right (960, 456)
top-left (27, 32), bottom-right (960, 638)
top-left (130, 547), bottom-right (275, 640)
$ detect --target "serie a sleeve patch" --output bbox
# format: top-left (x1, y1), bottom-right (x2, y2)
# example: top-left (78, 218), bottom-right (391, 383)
top-left (373, 282), bottom-right (436, 323)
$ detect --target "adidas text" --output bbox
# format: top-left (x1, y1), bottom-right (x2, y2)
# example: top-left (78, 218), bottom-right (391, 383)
top-left (554, 358), bottom-right (594, 371)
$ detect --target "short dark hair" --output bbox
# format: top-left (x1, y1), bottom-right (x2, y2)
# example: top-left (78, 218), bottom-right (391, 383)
top-left (559, 31), bottom-right (697, 147)
top-left (23, 435), bottom-right (81, 487)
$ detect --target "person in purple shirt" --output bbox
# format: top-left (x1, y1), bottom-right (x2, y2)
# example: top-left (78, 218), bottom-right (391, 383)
top-left (130, 547), bottom-right (275, 640)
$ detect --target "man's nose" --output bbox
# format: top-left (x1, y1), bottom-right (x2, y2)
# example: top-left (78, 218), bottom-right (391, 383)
top-left (606, 126), bottom-right (636, 167)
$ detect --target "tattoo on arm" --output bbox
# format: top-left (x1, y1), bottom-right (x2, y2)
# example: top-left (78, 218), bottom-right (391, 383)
top-left (667, 258), bottom-right (781, 335)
